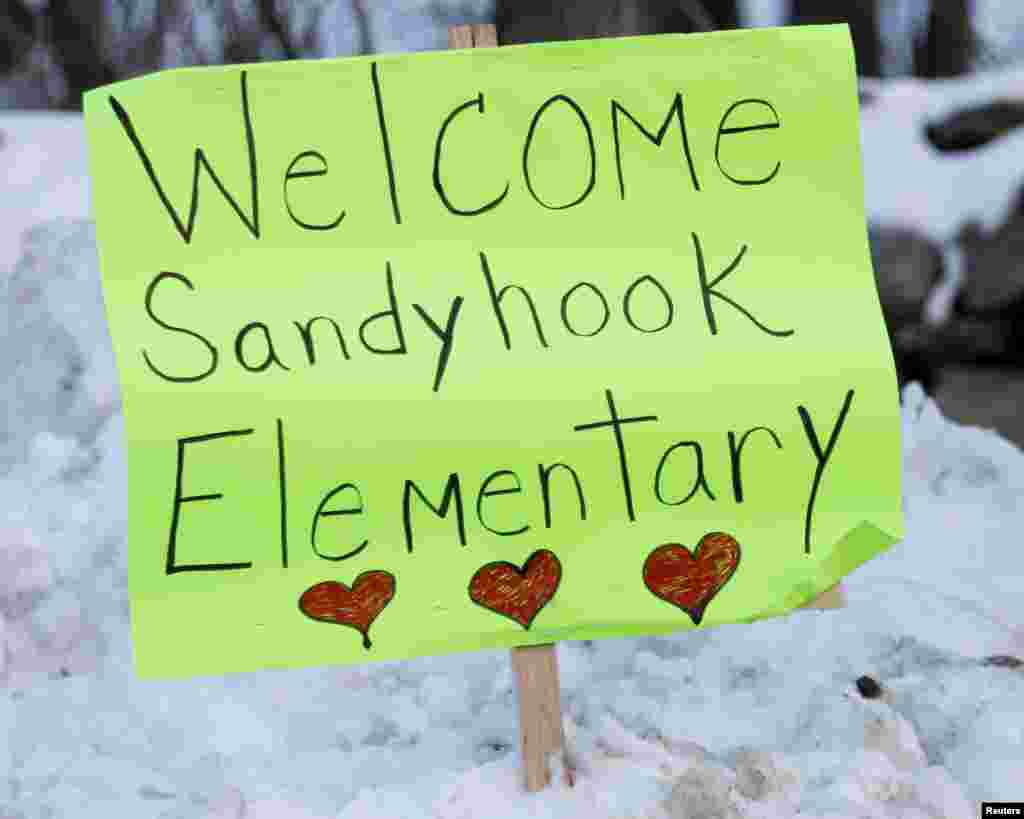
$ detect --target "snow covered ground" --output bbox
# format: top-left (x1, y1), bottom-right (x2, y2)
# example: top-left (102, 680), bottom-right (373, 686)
top-left (3, 50), bottom-right (1024, 819)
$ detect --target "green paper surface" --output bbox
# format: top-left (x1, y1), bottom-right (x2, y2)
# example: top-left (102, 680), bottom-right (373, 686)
top-left (82, 24), bottom-right (904, 681)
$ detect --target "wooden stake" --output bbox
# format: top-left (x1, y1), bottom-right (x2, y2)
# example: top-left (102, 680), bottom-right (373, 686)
top-left (803, 581), bottom-right (846, 610)
top-left (446, 21), bottom-right (572, 794)
top-left (448, 22), bottom-right (498, 49)
top-left (445, 16), bottom-right (843, 791)
top-left (510, 642), bottom-right (572, 791)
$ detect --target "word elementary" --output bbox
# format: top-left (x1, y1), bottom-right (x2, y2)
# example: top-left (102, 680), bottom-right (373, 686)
top-left (166, 387), bottom-right (855, 575)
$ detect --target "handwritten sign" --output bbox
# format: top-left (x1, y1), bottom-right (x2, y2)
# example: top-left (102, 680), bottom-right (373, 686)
top-left (83, 25), bottom-right (903, 680)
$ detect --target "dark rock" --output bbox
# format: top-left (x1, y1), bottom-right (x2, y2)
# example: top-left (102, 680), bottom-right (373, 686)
top-left (138, 785), bottom-right (177, 800)
top-left (959, 195), bottom-right (1024, 312)
top-left (893, 343), bottom-right (938, 394)
top-left (473, 737), bottom-right (513, 764)
top-left (925, 100), bottom-right (1024, 153)
top-left (982, 655), bottom-right (1023, 669)
top-left (933, 366), bottom-right (1024, 448)
top-left (855, 675), bottom-right (882, 699)
top-left (901, 317), bottom-right (1018, 367)
top-left (868, 225), bottom-right (942, 329)
top-left (868, 225), bottom-right (944, 390)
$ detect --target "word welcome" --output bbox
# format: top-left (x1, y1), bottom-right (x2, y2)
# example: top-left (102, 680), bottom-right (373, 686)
top-left (108, 67), bottom-right (781, 243)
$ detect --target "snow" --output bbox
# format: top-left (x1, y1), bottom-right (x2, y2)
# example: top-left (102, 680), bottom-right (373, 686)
top-left (861, 64), bottom-right (1024, 244)
top-left (972, 0), bottom-right (1024, 56)
top-left (0, 114), bottom-right (91, 274)
top-left (859, 62), bottom-right (1024, 324)
top-left (2, 57), bottom-right (1024, 819)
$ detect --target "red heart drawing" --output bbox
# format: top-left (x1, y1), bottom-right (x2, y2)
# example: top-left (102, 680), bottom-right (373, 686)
top-left (643, 533), bottom-right (741, 625)
top-left (468, 549), bottom-right (561, 630)
top-left (298, 571), bottom-right (396, 649)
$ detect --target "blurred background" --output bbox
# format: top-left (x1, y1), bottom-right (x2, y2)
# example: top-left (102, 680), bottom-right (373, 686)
top-left (2, 0), bottom-right (1024, 446)
top-left (1, 0), bottom-right (1021, 110)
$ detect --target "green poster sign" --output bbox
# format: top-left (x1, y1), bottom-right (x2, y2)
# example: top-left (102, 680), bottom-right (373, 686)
top-left (83, 25), bottom-right (903, 680)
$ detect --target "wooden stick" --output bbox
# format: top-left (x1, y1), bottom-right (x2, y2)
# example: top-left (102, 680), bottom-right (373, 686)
top-left (445, 16), bottom-right (841, 790)
top-left (448, 23), bottom-right (498, 49)
top-left (510, 643), bottom-right (571, 791)
top-left (803, 581), bottom-right (846, 610)
top-left (446, 21), bottom-right (572, 794)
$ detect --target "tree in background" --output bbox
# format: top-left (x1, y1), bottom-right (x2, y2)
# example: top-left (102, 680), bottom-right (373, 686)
top-left (497, 0), bottom-right (978, 78)
top-left (496, 0), bottom-right (738, 44)
top-left (0, 0), bottom-right (341, 109)
top-left (789, 0), bottom-right (881, 75)
top-left (0, 0), bottom-right (1002, 110)
top-left (790, 0), bottom-right (976, 78)
top-left (915, 0), bottom-right (974, 77)
top-left (0, 0), bottom-right (35, 75)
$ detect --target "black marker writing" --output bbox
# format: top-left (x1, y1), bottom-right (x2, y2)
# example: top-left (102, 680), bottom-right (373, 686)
top-left (692, 233), bottom-right (794, 338)
top-left (715, 98), bottom-right (781, 186)
top-left (574, 389), bottom-right (658, 522)
top-left (403, 473), bottom-right (467, 553)
top-left (143, 271), bottom-right (218, 383)
top-left (109, 71), bottom-right (258, 243)
top-left (311, 482), bottom-right (369, 561)
top-left (612, 93), bottom-right (701, 198)
top-left (167, 429), bottom-right (255, 574)
top-left (283, 150), bottom-right (345, 231)
top-left (798, 389), bottom-right (855, 554)
top-left (434, 93), bottom-right (509, 216)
